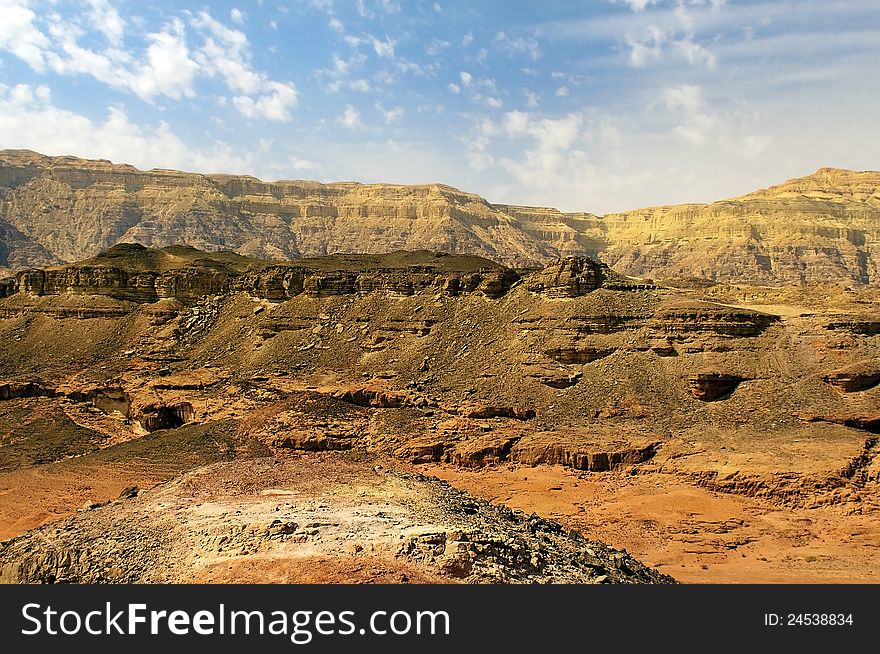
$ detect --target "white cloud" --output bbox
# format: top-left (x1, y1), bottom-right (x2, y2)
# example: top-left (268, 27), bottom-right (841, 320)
top-left (494, 31), bottom-right (541, 60)
top-left (556, 86), bottom-right (569, 97)
top-left (466, 135), bottom-right (494, 171)
top-left (617, 0), bottom-right (660, 11)
top-left (340, 104), bottom-right (362, 129)
top-left (625, 25), bottom-right (666, 66)
top-left (661, 83), bottom-right (768, 156)
top-left (524, 90), bottom-right (540, 108)
top-left (191, 11), bottom-right (297, 120)
top-left (233, 81), bottom-right (297, 122)
top-left (376, 102), bottom-right (403, 124)
top-left (43, 17), bottom-right (198, 102)
top-left (624, 22), bottom-right (716, 69)
top-left (329, 17), bottom-right (344, 32)
top-left (425, 39), bottom-right (451, 56)
top-left (370, 36), bottom-right (396, 59)
top-left (502, 110), bottom-right (529, 136)
top-left (448, 83), bottom-right (460, 94)
top-left (88, 0), bottom-right (125, 46)
top-left (230, 8), bottom-right (244, 25)
top-left (0, 0), bottom-right (51, 71)
top-left (0, 6), bottom-right (296, 120)
top-left (459, 71), bottom-right (473, 85)
top-left (378, 0), bottom-right (401, 13)
top-left (0, 82), bottom-right (248, 173)
top-left (674, 37), bottom-right (716, 69)
top-left (462, 32), bottom-right (473, 47)
top-left (393, 58), bottom-right (428, 76)
top-left (475, 111), bottom-right (592, 208)
top-left (132, 19), bottom-right (199, 100)
top-left (349, 78), bottom-right (370, 92)
top-left (318, 51), bottom-right (367, 93)
top-left (309, 0), bottom-right (334, 12)
top-left (663, 84), bottom-right (716, 145)
top-left (191, 12), bottom-right (260, 93)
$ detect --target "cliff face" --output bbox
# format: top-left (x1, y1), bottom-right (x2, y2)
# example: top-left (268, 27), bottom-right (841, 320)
top-left (2, 149), bottom-right (879, 285)
top-left (599, 169), bottom-right (880, 285)
top-left (0, 244), bottom-right (521, 303)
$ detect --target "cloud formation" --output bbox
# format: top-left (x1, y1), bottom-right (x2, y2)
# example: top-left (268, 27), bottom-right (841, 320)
top-left (0, 0), bottom-right (877, 214)
top-left (0, 3), bottom-right (297, 121)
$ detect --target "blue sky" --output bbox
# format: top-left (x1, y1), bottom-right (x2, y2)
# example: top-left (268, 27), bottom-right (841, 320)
top-left (0, 0), bottom-right (878, 213)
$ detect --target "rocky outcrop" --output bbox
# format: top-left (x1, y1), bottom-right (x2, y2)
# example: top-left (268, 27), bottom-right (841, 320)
top-left (1, 382), bottom-right (132, 418)
top-left (822, 362), bottom-right (880, 392)
top-left (825, 317), bottom-right (880, 335)
top-left (448, 434), bottom-right (522, 468)
top-left (0, 218), bottom-right (59, 273)
top-left (601, 168), bottom-right (880, 286)
top-left (3, 150), bottom-right (880, 286)
top-left (543, 345), bottom-right (615, 364)
top-left (0, 457), bottom-right (676, 584)
top-left (273, 433), bottom-right (354, 451)
top-left (651, 304), bottom-right (779, 337)
top-left (67, 387), bottom-right (131, 417)
top-left (137, 402), bottom-right (194, 432)
top-left (801, 414), bottom-right (880, 434)
top-left (509, 434), bottom-right (657, 471)
top-left (0, 381), bottom-right (58, 400)
top-left (527, 257), bottom-right (607, 297)
top-left (0, 245), bottom-right (520, 303)
top-left (333, 388), bottom-right (415, 409)
top-left (525, 367), bottom-right (583, 389)
top-left (688, 372), bottom-right (745, 401)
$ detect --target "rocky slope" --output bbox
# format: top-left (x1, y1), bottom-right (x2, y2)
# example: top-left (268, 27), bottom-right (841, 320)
top-left (1, 246), bottom-right (879, 582)
top-left (2, 150), bottom-right (879, 285)
top-left (0, 455), bottom-right (674, 584)
top-left (602, 168), bottom-right (880, 286)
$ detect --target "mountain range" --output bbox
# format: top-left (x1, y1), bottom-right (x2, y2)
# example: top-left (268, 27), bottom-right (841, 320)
top-left (1, 149), bottom-right (878, 285)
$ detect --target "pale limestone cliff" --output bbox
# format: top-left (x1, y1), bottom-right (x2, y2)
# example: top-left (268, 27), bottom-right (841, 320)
top-left (2, 150), bottom-right (879, 285)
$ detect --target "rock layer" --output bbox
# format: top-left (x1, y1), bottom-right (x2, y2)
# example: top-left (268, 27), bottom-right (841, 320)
top-left (2, 150), bottom-right (880, 285)
top-left (0, 244), bottom-right (520, 302)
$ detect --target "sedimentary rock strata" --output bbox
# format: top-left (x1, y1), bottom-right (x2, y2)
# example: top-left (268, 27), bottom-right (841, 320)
top-left (3, 150), bottom-right (880, 286)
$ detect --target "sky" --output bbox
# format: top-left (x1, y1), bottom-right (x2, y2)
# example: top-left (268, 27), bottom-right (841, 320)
top-left (0, 0), bottom-right (878, 214)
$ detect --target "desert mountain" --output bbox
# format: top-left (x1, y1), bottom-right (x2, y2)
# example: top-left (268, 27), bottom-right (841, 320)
top-left (1, 149), bottom-right (878, 285)
top-left (1, 246), bottom-right (879, 583)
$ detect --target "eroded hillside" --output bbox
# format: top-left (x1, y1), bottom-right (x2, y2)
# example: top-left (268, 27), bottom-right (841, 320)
top-left (0, 246), bottom-right (878, 582)
top-left (2, 150), bottom-right (879, 286)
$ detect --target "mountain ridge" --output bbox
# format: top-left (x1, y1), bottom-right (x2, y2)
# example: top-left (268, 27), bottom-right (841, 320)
top-left (1, 149), bottom-right (878, 285)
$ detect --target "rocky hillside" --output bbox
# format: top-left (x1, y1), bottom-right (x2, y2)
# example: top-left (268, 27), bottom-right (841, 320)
top-left (1, 149), bottom-right (879, 285)
top-left (0, 456), bottom-right (674, 584)
top-left (602, 167), bottom-right (880, 286)
top-left (1, 245), bottom-right (879, 582)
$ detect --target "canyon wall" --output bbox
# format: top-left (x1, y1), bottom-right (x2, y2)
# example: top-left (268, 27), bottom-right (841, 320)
top-left (2, 150), bottom-right (878, 285)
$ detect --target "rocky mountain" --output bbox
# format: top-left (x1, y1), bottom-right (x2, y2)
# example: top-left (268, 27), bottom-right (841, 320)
top-left (1, 149), bottom-right (879, 285)
top-left (1, 245), bottom-right (879, 582)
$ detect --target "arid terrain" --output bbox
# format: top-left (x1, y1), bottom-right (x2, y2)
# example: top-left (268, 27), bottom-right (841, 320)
top-left (0, 153), bottom-right (878, 584)
top-left (2, 150), bottom-right (879, 285)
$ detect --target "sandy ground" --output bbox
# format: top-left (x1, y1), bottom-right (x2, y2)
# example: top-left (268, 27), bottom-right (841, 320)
top-left (1, 455), bottom-right (671, 584)
top-left (418, 463), bottom-right (880, 584)
top-left (0, 462), bottom-right (170, 540)
top-left (2, 454), bottom-right (878, 584)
